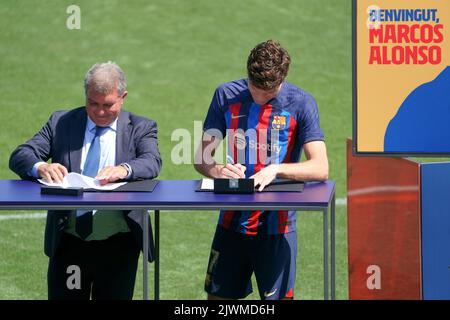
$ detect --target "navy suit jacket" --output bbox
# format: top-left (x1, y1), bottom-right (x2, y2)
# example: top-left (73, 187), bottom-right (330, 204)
top-left (9, 106), bottom-right (162, 261)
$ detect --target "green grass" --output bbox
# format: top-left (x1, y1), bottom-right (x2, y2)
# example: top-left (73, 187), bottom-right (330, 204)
top-left (0, 0), bottom-right (351, 299)
top-left (0, 207), bottom-right (348, 300)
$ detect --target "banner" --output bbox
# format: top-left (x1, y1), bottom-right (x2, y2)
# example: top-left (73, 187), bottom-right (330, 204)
top-left (353, 0), bottom-right (450, 154)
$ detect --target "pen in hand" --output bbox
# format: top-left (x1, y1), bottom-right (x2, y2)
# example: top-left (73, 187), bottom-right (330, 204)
top-left (225, 155), bottom-right (246, 178)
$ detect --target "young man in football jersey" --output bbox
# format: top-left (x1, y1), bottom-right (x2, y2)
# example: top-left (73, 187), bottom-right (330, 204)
top-left (194, 39), bottom-right (328, 300)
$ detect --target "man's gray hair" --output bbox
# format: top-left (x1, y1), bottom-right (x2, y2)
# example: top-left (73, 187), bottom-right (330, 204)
top-left (84, 61), bottom-right (126, 96)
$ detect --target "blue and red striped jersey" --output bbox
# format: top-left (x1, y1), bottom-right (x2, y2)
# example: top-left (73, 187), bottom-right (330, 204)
top-left (203, 79), bottom-right (324, 235)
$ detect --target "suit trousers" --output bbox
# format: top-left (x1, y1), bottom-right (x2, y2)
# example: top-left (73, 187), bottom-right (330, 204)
top-left (48, 231), bottom-right (140, 300)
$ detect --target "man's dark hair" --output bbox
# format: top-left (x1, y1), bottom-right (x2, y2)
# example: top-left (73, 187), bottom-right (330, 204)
top-left (247, 39), bottom-right (291, 90)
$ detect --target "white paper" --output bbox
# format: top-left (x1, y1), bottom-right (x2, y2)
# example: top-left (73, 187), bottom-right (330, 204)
top-left (200, 178), bottom-right (214, 190)
top-left (38, 172), bottom-right (127, 190)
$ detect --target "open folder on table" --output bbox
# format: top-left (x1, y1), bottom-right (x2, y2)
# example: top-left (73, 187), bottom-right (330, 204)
top-left (102, 179), bottom-right (159, 192)
top-left (39, 172), bottom-right (158, 193)
top-left (196, 178), bottom-right (304, 192)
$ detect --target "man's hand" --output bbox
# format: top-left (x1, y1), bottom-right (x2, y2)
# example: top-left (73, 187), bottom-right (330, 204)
top-left (37, 163), bottom-right (68, 184)
top-left (251, 164), bottom-right (280, 192)
top-left (96, 165), bottom-right (129, 185)
top-left (217, 163), bottom-right (246, 179)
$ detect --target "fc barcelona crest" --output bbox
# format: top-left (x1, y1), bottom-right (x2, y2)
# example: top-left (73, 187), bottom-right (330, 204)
top-left (272, 116), bottom-right (286, 130)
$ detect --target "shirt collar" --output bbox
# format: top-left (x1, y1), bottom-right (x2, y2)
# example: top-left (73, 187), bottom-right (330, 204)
top-left (245, 78), bottom-right (285, 106)
top-left (86, 116), bottom-right (118, 133)
top-left (269, 82), bottom-right (285, 105)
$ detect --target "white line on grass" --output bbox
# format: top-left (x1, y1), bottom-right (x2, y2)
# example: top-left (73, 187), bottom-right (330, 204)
top-left (0, 198), bottom-right (347, 221)
top-left (0, 213), bottom-right (47, 220)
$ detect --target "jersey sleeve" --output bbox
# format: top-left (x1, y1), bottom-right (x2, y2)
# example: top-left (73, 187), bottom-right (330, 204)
top-left (297, 94), bottom-right (325, 145)
top-left (203, 86), bottom-right (228, 137)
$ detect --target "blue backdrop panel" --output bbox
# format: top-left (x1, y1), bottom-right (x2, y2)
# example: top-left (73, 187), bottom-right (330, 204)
top-left (421, 162), bottom-right (450, 299)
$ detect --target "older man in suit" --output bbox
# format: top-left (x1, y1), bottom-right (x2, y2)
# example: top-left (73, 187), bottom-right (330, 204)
top-left (9, 62), bottom-right (162, 300)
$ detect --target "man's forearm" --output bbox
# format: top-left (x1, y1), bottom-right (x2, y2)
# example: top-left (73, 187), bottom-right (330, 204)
top-left (276, 160), bottom-right (329, 181)
top-left (9, 145), bottom-right (45, 180)
top-left (128, 121), bottom-right (162, 180)
top-left (194, 162), bottom-right (223, 179)
top-left (128, 153), bottom-right (162, 180)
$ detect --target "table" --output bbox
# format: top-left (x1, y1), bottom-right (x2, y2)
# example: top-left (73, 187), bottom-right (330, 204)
top-left (0, 179), bottom-right (336, 300)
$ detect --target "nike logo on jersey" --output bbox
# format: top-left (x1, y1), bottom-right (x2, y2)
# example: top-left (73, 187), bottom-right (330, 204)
top-left (264, 288), bottom-right (277, 298)
top-left (231, 114), bottom-right (247, 119)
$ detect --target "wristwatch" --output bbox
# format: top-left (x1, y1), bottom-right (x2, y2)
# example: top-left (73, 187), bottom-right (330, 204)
top-left (119, 163), bottom-right (132, 179)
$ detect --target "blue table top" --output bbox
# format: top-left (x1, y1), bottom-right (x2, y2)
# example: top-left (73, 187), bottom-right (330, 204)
top-left (0, 180), bottom-right (335, 210)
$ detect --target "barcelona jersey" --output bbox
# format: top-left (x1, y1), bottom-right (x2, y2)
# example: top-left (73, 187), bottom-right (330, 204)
top-left (203, 79), bottom-right (324, 235)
